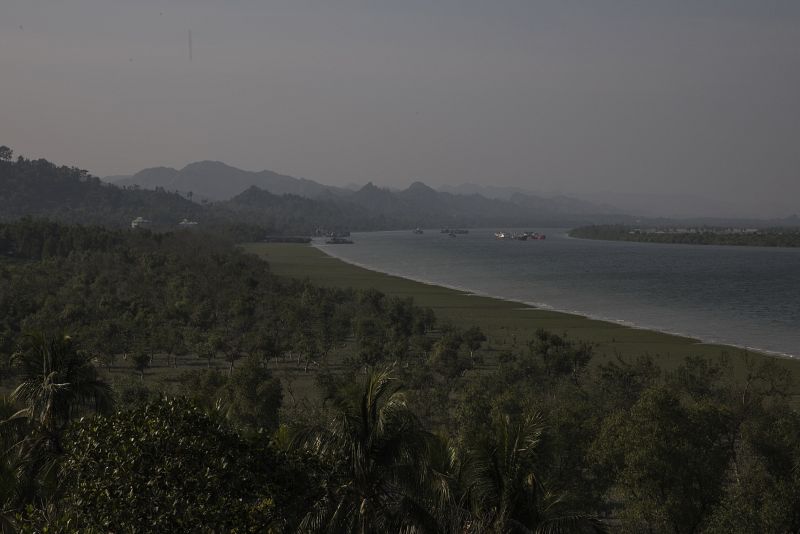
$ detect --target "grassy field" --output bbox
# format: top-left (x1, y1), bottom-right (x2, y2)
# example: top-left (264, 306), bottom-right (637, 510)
top-left (244, 242), bottom-right (800, 381)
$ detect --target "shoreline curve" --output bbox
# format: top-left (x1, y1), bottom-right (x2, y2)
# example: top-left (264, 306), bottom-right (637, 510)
top-left (313, 242), bottom-right (797, 360)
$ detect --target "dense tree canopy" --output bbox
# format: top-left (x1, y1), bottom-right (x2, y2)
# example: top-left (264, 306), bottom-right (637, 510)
top-left (1, 218), bottom-right (799, 532)
top-left (57, 398), bottom-right (293, 532)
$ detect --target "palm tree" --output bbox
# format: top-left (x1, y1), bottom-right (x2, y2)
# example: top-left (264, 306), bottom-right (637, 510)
top-left (463, 411), bottom-right (605, 534)
top-left (294, 368), bottom-right (437, 533)
top-left (418, 434), bottom-right (475, 534)
top-left (1, 332), bottom-right (114, 505)
top-left (9, 332), bottom-right (114, 447)
top-left (0, 395), bottom-right (25, 527)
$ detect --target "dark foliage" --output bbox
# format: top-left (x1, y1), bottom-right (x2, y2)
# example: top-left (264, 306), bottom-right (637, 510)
top-left (1, 217), bottom-right (799, 532)
top-left (56, 398), bottom-right (308, 532)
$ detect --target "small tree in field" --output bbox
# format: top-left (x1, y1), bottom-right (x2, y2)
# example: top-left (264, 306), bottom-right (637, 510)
top-left (463, 326), bottom-right (487, 361)
top-left (132, 351), bottom-right (150, 381)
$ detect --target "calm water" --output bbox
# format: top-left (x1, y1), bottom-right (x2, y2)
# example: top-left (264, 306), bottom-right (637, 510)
top-left (316, 229), bottom-right (800, 357)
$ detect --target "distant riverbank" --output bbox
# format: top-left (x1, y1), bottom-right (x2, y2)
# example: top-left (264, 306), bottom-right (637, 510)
top-left (569, 225), bottom-right (800, 247)
top-left (245, 242), bottom-right (800, 380)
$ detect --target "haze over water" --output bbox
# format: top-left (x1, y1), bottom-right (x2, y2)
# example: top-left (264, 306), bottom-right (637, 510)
top-left (318, 230), bottom-right (800, 358)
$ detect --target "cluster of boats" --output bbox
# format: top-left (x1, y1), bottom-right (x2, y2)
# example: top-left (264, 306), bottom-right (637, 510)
top-left (320, 230), bottom-right (354, 244)
top-left (412, 228), bottom-right (470, 237)
top-left (325, 237), bottom-right (354, 244)
top-left (410, 228), bottom-right (545, 240)
top-left (442, 228), bottom-right (468, 237)
top-left (494, 231), bottom-right (546, 241)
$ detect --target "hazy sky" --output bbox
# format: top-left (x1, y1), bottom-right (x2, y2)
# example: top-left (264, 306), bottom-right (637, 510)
top-left (2, 1), bottom-right (799, 216)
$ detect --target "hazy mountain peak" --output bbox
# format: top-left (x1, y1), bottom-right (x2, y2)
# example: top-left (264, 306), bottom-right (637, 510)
top-left (133, 165), bottom-right (177, 175)
top-left (240, 184), bottom-right (264, 194)
top-left (359, 182), bottom-right (384, 192)
top-left (227, 185), bottom-right (285, 209)
top-left (180, 160), bottom-right (241, 173)
top-left (405, 181), bottom-right (437, 194)
top-left (107, 161), bottom-right (343, 201)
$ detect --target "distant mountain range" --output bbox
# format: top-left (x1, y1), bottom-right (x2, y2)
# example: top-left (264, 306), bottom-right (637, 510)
top-left (109, 161), bottom-right (350, 201)
top-left (107, 161), bottom-right (626, 225)
top-left (2, 154), bottom-right (631, 241)
top-left (8, 154), bottom-right (794, 239)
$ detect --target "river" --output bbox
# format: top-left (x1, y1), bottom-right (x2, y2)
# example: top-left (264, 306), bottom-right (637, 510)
top-left (316, 228), bottom-right (800, 358)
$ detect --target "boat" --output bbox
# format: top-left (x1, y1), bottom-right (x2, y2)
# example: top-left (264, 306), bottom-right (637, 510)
top-left (494, 231), bottom-right (545, 241)
top-left (516, 232), bottom-right (546, 240)
top-left (448, 231), bottom-right (457, 238)
top-left (412, 228), bottom-right (424, 234)
top-left (325, 237), bottom-right (354, 244)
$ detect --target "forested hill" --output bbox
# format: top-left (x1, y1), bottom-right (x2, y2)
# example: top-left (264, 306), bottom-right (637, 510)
top-left (0, 154), bottom-right (204, 227)
top-left (223, 186), bottom-right (383, 235)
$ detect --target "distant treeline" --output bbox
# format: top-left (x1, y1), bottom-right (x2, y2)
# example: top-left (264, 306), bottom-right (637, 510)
top-left (569, 224), bottom-right (800, 247)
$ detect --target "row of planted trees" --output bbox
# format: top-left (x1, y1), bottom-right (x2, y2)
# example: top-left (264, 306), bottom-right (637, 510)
top-left (0, 220), bottom-right (444, 386)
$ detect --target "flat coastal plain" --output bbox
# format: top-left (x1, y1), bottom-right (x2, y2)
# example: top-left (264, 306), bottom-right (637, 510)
top-left (245, 242), bottom-right (800, 382)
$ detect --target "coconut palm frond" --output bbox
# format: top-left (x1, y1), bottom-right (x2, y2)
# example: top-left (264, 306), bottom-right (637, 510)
top-left (297, 367), bottom-right (438, 533)
top-left (10, 332), bottom-right (114, 432)
top-left (462, 409), bottom-right (591, 534)
top-left (2, 332), bottom-right (114, 511)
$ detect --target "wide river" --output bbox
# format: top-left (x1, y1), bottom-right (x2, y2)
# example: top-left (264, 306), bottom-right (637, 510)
top-left (316, 229), bottom-right (800, 358)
